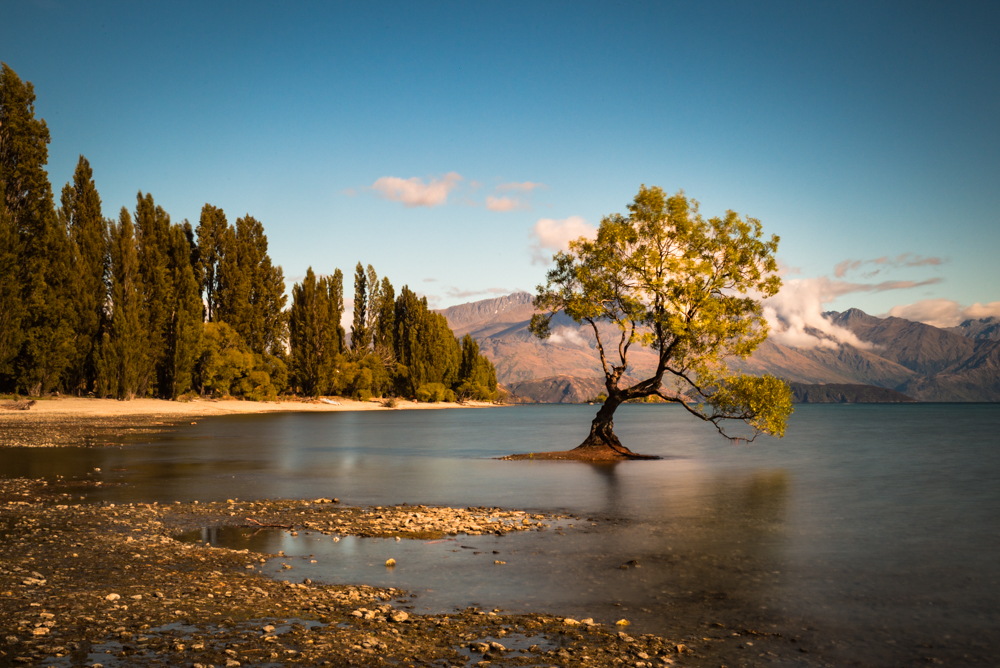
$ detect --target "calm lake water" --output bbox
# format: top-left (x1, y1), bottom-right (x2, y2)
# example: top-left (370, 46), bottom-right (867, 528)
top-left (3, 403), bottom-right (999, 667)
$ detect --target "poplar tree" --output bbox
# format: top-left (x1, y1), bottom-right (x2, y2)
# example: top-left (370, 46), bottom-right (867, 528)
top-left (17, 206), bottom-right (74, 395)
top-left (95, 208), bottom-right (146, 400)
top-left (60, 155), bottom-right (108, 394)
top-left (0, 202), bottom-right (18, 383)
top-left (329, 268), bottom-right (345, 349)
top-left (195, 204), bottom-right (227, 321)
top-left (373, 277), bottom-right (395, 355)
top-left (134, 191), bottom-right (174, 395)
top-left (322, 268), bottom-right (347, 377)
top-left (391, 286), bottom-right (460, 396)
top-left (364, 265), bottom-right (380, 346)
top-left (164, 223), bottom-right (204, 397)
top-left (392, 286), bottom-right (421, 381)
top-left (0, 63), bottom-right (34, 383)
top-left (0, 64), bottom-right (74, 395)
top-left (457, 334), bottom-right (499, 401)
top-left (289, 267), bottom-right (346, 396)
top-left (215, 215), bottom-right (287, 356)
top-left (350, 262), bottom-right (367, 353)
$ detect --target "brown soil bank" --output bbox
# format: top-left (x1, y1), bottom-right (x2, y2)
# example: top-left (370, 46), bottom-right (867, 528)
top-left (1, 478), bottom-right (702, 667)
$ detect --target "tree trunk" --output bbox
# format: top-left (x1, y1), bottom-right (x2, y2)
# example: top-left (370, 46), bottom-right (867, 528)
top-left (574, 395), bottom-right (641, 457)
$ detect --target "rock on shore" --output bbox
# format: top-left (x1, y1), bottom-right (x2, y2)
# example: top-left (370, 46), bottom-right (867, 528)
top-left (0, 478), bottom-right (701, 667)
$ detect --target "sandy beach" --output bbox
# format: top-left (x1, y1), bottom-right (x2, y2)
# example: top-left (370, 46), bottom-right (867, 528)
top-left (0, 396), bottom-right (498, 448)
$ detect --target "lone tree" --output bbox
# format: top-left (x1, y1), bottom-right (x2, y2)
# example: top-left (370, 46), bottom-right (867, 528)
top-left (530, 186), bottom-right (792, 459)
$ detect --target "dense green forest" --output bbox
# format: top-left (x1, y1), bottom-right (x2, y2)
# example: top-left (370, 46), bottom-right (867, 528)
top-left (0, 63), bottom-right (498, 402)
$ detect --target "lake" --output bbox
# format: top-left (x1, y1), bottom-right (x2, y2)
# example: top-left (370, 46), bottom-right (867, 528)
top-left (2, 403), bottom-right (999, 667)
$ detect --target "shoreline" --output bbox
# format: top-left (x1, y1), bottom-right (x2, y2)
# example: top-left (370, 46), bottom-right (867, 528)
top-left (0, 396), bottom-right (500, 448)
top-left (0, 395), bottom-right (498, 418)
top-left (0, 477), bottom-right (693, 667)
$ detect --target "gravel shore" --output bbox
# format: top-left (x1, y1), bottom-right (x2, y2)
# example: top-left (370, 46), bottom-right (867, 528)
top-left (0, 478), bottom-right (700, 667)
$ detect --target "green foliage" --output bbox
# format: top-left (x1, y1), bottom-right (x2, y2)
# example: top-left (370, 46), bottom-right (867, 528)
top-left (373, 277), bottom-right (395, 353)
top-left (331, 353), bottom-right (392, 399)
top-left (705, 374), bottom-right (793, 437)
top-left (455, 334), bottom-right (499, 401)
top-left (193, 322), bottom-right (282, 401)
top-left (0, 63), bottom-right (500, 404)
top-left (95, 209), bottom-right (147, 400)
top-left (0, 200), bottom-right (20, 381)
top-left (215, 215), bottom-right (287, 357)
top-left (0, 63), bottom-right (50, 383)
top-left (532, 185), bottom-right (792, 443)
top-left (257, 353), bottom-right (289, 395)
top-left (289, 267), bottom-right (345, 396)
top-left (195, 204), bottom-right (228, 322)
top-left (235, 369), bottom-right (278, 402)
top-left (392, 287), bottom-right (461, 396)
top-left (415, 382), bottom-right (455, 403)
top-left (163, 223), bottom-right (204, 398)
top-left (60, 156), bottom-right (108, 394)
top-left (350, 262), bottom-right (368, 353)
top-left (134, 191), bottom-right (174, 395)
top-left (0, 63), bottom-right (76, 395)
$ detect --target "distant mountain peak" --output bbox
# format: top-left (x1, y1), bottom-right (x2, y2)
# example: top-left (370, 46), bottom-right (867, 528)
top-left (949, 316), bottom-right (1000, 341)
top-left (436, 291), bottom-right (536, 336)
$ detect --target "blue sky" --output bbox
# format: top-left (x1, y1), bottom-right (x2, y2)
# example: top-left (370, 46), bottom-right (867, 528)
top-left (4, 1), bottom-right (998, 330)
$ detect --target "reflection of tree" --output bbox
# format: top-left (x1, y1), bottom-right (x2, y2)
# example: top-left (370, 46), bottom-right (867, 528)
top-left (741, 470), bottom-right (789, 521)
top-left (584, 461), bottom-right (623, 515)
top-left (620, 470), bottom-right (792, 640)
top-left (195, 526), bottom-right (286, 554)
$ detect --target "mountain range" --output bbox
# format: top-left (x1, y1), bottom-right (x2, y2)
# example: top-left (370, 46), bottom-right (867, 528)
top-left (438, 293), bottom-right (1000, 403)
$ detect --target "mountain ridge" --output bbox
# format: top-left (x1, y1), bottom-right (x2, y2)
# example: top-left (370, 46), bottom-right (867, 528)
top-left (438, 294), bottom-right (1000, 402)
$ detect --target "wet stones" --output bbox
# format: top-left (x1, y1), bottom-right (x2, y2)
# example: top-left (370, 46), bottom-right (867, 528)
top-left (0, 477), bottom-right (695, 668)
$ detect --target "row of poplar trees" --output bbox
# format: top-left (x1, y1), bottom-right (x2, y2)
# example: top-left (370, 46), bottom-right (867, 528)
top-left (0, 63), bottom-right (498, 402)
top-left (289, 263), bottom-right (499, 402)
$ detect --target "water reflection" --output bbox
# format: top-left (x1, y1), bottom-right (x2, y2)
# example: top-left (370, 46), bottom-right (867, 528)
top-left (175, 467), bottom-right (793, 645)
top-left (3, 404), bottom-right (1000, 667)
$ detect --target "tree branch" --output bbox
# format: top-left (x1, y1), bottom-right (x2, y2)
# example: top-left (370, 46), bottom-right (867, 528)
top-left (653, 388), bottom-right (759, 444)
top-left (586, 317), bottom-right (612, 379)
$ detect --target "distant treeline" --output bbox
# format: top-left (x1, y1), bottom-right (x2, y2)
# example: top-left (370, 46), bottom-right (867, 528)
top-left (0, 63), bottom-right (498, 402)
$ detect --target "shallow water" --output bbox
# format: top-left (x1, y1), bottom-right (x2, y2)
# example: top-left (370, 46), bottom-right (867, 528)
top-left (3, 403), bottom-right (1000, 666)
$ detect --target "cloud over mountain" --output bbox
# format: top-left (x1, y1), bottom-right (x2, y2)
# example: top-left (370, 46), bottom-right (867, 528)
top-left (763, 276), bottom-right (943, 349)
top-left (886, 299), bottom-right (1000, 328)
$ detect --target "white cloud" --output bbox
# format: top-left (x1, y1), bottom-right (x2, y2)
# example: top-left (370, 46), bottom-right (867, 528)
top-left (528, 216), bottom-right (597, 264)
top-left (763, 278), bottom-right (874, 350)
top-left (834, 253), bottom-right (945, 278)
top-left (497, 181), bottom-right (545, 193)
top-left (548, 326), bottom-right (589, 348)
top-left (776, 259), bottom-right (802, 276)
top-left (886, 299), bottom-right (1000, 328)
top-left (485, 196), bottom-right (526, 212)
top-left (371, 172), bottom-right (462, 207)
top-left (763, 276), bottom-right (943, 349)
